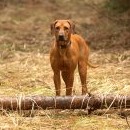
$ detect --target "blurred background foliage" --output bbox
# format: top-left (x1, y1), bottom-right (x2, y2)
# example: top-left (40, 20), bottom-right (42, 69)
top-left (0, 0), bottom-right (129, 54)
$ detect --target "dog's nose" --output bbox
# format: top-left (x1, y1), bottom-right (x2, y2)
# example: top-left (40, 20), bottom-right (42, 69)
top-left (58, 35), bottom-right (65, 41)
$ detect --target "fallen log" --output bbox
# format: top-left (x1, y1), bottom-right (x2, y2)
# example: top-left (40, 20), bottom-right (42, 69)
top-left (0, 95), bottom-right (130, 111)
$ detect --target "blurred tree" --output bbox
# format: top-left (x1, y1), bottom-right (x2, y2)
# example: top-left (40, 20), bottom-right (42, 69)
top-left (0, 0), bottom-right (42, 6)
top-left (107, 0), bottom-right (130, 12)
top-left (0, 0), bottom-right (7, 8)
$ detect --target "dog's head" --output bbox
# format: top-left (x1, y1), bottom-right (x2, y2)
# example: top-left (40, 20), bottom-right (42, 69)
top-left (50, 20), bottom-right (75, 43)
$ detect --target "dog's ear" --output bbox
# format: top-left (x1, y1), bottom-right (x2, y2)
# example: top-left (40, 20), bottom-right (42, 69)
top-left (67, 20), bottom-right (76, 34)
top-left (50, 20), bottom-right (58, 35)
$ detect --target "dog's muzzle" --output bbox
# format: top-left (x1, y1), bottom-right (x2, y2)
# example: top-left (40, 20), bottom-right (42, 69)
top-left (58, 35), bottom-right (65, 41)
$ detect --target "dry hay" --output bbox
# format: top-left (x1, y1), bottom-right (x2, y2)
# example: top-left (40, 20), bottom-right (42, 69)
top-left (0, 47), bottom-right (129, 130)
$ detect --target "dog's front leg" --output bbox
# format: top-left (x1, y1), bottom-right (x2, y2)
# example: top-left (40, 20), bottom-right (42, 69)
top-left (62, 71), bottom-right (74, 96)
top-left (53, 70), bottom-right (61, 96)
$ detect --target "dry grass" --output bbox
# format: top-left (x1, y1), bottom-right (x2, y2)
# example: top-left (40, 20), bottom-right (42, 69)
top-left (0, 46), bottom-right (129, 130)
top-left (0, 0), bottom-right (130, 130)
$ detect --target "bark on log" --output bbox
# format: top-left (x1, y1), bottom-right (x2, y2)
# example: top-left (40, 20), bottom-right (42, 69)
top-left (0, 95), bottom-right (130, 111)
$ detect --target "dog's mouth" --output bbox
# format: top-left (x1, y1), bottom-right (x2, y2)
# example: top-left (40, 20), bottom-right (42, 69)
top-left (57, 35), bottom-right (71, 49)
top-left (58, 41), bottom-right (71, 49)
top-left (59, 44), bottom-right (67, 49)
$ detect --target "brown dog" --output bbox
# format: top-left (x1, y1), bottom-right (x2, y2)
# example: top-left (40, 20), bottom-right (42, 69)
top-left (50, 20), bottom-right (95, 96)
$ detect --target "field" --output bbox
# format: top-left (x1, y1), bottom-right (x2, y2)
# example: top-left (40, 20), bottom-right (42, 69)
top-left (0, 0), bottom-right (130, 130)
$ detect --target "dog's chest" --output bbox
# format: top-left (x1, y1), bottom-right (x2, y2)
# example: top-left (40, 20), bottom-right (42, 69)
top-left (58, 55), bottom-right (71, 71)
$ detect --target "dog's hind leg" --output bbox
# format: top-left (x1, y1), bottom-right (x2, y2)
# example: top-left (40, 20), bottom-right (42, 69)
top-left (78, 60), bottom-right (88, 95)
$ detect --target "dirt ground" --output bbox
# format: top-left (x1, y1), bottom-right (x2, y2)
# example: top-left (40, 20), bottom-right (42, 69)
top-left (0, 0), bottom-right (130, 130)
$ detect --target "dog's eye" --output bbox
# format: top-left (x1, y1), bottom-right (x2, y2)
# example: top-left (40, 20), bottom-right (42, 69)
top-left (64, 27), bottom-right (69, 30)
top-left (55, 27), bottom-right (60, 30)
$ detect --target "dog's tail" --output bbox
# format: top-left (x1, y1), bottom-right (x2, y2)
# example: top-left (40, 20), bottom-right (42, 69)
top-left (87, 61), bottom-right (98, 68)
